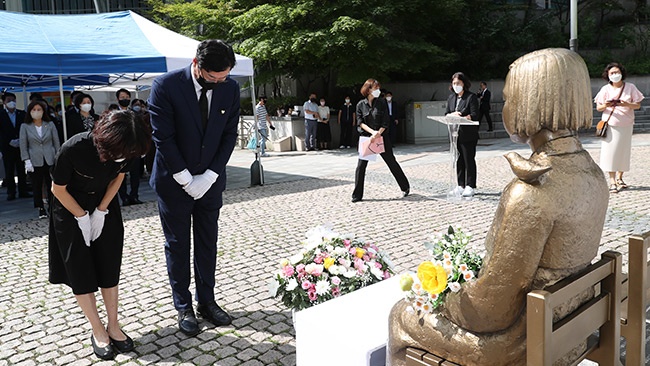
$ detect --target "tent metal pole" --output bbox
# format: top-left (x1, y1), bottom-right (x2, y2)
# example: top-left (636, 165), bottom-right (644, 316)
top-left (93, 0), bottom-right (101, 13)
top-left (58, 75), bottom-right (68, 141)
top-left (250, 75), bottom-right (263, 185)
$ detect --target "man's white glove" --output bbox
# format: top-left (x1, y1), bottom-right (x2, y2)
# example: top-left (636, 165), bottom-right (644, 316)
top-left (75, 211), bottom-right (92, 247)
top-left (183, 169), bottom-right (218, 200)
top-left (9, 139), bottom-right (19, 148)
top-left (173, 169), bottom-right (193, 187)
top-left (24, 159), bottom-right (34, 173)
top-left (89, 208), bottom-right (109, 241)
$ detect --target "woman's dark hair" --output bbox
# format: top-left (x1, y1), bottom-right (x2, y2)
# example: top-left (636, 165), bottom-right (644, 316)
top-left (195, 39), bottom-right (236, 73)
top-left (93, 110), bottom-right (152, 162)
top-left (130, 98), bottom-right (146, 107)
top-left (360, 78), bottom-right (381, 98)
top-left (602, 62), bottom-right (627, 82)
top-left (450, 72), bottom-right (471, 92)
top-left (73, 93), bottom-right (94, 109)
top-left (24, 100), bottom-right (51, 124)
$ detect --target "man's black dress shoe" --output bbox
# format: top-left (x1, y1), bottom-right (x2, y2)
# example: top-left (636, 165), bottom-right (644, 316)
top-left (7, 194), bottom-right (15, 201)
top-left (109, 331), bottom-right (134, 353)
top-left (402, 188), bottom-right (410, 198)
top-left (178, 309), bottom-right (200, 336)
top-left (351, 197), bottom-right (362, 203)
top-left (197, 301), bottom-right (232, 326)
top-left (91, 335), bottom-right (115, 360)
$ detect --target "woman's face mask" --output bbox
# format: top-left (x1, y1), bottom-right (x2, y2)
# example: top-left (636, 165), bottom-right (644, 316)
top-left (452, 85), bottom-right (464, 94)
top-left (371, 89), bottom-right (381, 98)
top-left (609, 73), bottom-right (622, 83)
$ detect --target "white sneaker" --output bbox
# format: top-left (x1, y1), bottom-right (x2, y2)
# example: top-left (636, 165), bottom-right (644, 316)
top-left (462, 186), bottom-right (475, 197)
top-left (346, 146), bottom-right (351, 148)
top-left (339, 145), bottom-right (346, 149)
top-left (449, 186), bottom-right (464, 196)
top-left (261, 153), bottom-right (270, 157)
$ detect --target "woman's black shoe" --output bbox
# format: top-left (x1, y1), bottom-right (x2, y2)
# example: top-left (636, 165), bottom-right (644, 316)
top-left (91, 335), bottom-right (115, 360)
top-left (109, 331), bottom-right (134, 353)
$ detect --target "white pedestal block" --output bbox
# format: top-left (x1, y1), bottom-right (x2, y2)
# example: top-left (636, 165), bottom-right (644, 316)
top-left (294, 275), bottom-right (404, 366)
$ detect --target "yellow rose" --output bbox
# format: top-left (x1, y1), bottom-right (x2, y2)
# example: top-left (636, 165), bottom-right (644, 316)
top-left (323, 257), bottom-right (335, 269)
top-left (355, 248), bottom-right (366, 258)
top-left (417, 262), bottom-right (448, 295)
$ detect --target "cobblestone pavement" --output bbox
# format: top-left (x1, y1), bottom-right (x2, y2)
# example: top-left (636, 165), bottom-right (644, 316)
top-left (1, 133), bottom-right (650, 365)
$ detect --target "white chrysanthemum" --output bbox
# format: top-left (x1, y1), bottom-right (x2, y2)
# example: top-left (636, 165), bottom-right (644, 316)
top-left (315, 280), bottom-right (330, 295)
top-left (304, 224), bottom-right (338, 250)
top-left (448, 282), bottom-right (461, 293)
top-left (370, 265), bottom-right (383, 280)
top-left (285, 278), bottom-right (298, 291)
top-left (267, 279), bottom-right (280, 297)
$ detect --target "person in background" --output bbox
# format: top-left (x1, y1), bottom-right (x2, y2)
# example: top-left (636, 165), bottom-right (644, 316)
top-left (107, 104), bottom-right (119, 112)
top-left (117, 99), bottom-right (149, 206)
top-left (317, 97), bottom-right (331, 150)
top-left (0, 92), bottom-right (31, 200)
top-left (385, 91), bottom-right (399, 145)
top-left (338, 96), bottom-right (355, 149)
top-left (20, 100), bottom-right (60, 218)
top-left (254, 95), bottom-right (274, 157)
top-left (53, 103), bottom-right (65, 143)
top-left (303, 92), bottom-right (320, 151)
top-left (29, 92), bottom-right (44, 102)
top-left (49, 110), bottom-right (151, 360)
top-left (116, 89), bottom-right (131, 111)
top-left (477, 81), bottom-right (493, 131)
top-left (148, 39), bottom-right (239, 336)
top-left (352, 78), bottom-right (410, 202)
top-left (64, 93), bottom-right (99, 140)
top-left (66, 90), bottom-right (82, 112)
top-left (446, 72), bottom-right (480, 198)
top-left (594, 62), bottom-right (644, 193)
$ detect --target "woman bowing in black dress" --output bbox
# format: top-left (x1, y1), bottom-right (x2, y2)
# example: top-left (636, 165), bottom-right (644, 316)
top-left (49, 110), bottom-right (151, 360)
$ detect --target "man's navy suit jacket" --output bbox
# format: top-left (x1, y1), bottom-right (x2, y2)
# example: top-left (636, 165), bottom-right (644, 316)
top-left (148, 65), bottom-right (240, 198)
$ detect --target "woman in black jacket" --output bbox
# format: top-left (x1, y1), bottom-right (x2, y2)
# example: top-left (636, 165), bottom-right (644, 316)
top-left (351, 78), bottom-right (410, 202)
top-left (445, 72), bottom-right (480, 197)
top-left (63, 93), bottom-right (99, 141)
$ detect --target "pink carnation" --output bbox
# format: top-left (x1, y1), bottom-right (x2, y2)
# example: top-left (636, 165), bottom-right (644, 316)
top-left (374, 262), bottom-right (383, 269)
top-left (301, 281), bottom-right (312, 290)
top-left (282, 265), bottom-right (295, 277)
top-left (296, 264), bottom-right (306, 274)
top-left (313, 255), bottom-right (324, 264)
top-left (331, 276), bottom-right (341, 286)
top-left (332, 287), bottom-right (341, 297)
top-left (343, 239), bottom-right (351, 247)
top-left (349, 247), bottom-right (357, 255)
top-left (363, 255), bottom-right (370, 262)
top-left (308, 289), bottom-right (318, 301)
top-left (383, 271), bottom-right (391, 279)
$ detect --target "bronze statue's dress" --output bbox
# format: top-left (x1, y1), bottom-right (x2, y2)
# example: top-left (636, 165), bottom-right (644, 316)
top-left (388, 134), bottom-right (609, 366)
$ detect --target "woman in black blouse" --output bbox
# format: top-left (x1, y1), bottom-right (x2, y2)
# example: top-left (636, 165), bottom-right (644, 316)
top-left (352, 78), bottom-right (410, 202)
top-left (49, 110), bottom-right (151, 360)
top-left (445, 72), bottom-right (480, 197)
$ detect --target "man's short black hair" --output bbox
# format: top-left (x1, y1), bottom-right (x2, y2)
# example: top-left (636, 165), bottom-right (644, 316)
top-left (195, 39), bottom-right (236, 73)
top-left (259, 96), bottom-right (267, 102)
top-left (116, 88), bottom-right (131, 99)
top-left (1, 92), bottom-right (16, 101)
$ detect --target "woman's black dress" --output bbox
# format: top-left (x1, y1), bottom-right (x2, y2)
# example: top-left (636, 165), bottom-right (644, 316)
top-left (48, 132), bottom-right (131, 295)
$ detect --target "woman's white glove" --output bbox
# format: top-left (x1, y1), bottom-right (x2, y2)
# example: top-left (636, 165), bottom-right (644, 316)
top-left (75, 211), bottom-right (92, 247)
top-left (24, 159), bottom-right (34, 173)
top-left (183, 169), bottom-right (218, 200)
top-left (89, 208), bottom-right (109, 241)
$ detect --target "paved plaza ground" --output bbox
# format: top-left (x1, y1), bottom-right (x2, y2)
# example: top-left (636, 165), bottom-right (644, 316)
top-left (1, 132), bottom-right (650, 365)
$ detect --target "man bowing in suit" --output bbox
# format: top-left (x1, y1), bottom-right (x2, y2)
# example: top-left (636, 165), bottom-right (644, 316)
top-left (148, 40), bottom-right (240, 336)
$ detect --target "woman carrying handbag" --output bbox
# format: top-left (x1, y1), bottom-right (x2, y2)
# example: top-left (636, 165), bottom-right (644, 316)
top-left (351, 78), bottom-right (410, 202)
top-left (594, 62), bottom-right (644, 193)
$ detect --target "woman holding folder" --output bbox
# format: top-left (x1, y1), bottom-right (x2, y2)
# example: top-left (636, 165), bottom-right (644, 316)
top-left (351, 78), bottom-right (410, 202)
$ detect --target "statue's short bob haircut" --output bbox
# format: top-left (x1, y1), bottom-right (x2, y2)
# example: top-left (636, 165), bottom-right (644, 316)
top-left (502, 48), bottom-right (593, 137)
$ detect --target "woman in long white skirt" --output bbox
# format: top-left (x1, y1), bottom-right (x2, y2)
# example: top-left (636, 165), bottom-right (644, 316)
top-left (594, 62), bottom-right (644, 193)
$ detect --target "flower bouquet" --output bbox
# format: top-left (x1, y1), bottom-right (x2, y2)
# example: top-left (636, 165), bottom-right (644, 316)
top-left (400, 226), bottom-right (483, 313)
top-left (268, 225), bottom-right (395, 311)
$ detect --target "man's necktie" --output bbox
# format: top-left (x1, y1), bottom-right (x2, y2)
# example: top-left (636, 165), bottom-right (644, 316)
top-left (199, 88), bottom-right (208, 131)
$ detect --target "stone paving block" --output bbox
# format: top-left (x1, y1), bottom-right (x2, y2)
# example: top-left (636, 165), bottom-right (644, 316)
top-left (157, 344), bottom-right (181, 358)
top-left (155, 334), bottom-right (180, 347)
top-left (259, 349), bottom-right (284, 364)
top-left (193, 354), bottom-right (218, 366)
top-left (198, 340), bottom-right (220, 352)
top-left (214, 345), bottom-right (237, 358)
top-left (13, 360), bottom-right (37, 366)
top-left (178, 347), bottom-right (203, 360)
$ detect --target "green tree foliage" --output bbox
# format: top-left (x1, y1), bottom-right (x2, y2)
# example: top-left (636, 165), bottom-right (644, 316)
top-left (148, 0), bottom-right (650, 92)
